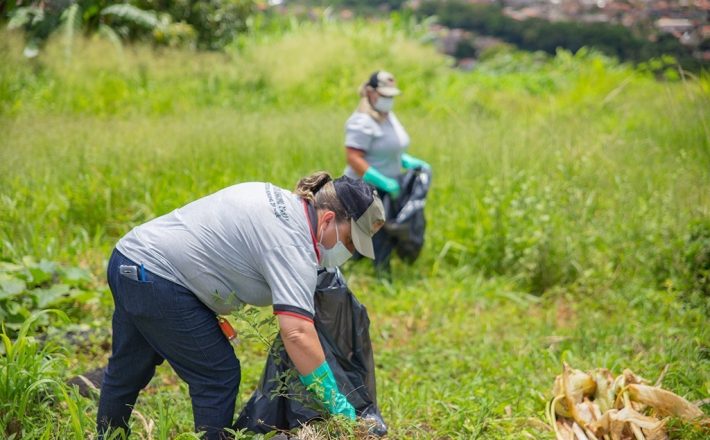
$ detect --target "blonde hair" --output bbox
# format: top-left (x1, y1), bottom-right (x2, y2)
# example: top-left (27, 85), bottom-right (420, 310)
top-left (356, 83), bottom-right (386, 122)
top-left (294, 171), bottom-right (349, 221)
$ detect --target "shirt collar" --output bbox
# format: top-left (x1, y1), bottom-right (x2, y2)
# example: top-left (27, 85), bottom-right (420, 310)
top-left (301, 199), bottom-right (321, 262)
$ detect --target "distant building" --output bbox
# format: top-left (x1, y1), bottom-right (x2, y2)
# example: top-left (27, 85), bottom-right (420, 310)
top-left (426, 0), bottom-right (710, 62)
top-left (456, 57), bottom-right (477, 71)
top-left (655, 17), bottom-right (695, 33)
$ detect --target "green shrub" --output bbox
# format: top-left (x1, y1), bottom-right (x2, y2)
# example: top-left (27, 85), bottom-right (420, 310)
top-left (439, 172), bottom-right (571, 294)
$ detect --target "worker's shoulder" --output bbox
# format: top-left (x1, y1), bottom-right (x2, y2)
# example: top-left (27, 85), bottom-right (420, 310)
top-left (345, 111), bottom-right (380, 135)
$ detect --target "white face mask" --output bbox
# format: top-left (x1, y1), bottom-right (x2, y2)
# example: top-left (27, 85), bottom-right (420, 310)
top-left (318, 219), bottom-right (352, 268)
top-left (373, 96), bottom-right (394, 113)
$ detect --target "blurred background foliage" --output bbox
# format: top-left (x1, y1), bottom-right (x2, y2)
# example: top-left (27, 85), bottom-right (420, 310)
top-left (416, 1), bottom-right (704, 71)
top-left (1, 0), bottom-right (706, 70)
top-left (3, 0), bottom-right (255, 51)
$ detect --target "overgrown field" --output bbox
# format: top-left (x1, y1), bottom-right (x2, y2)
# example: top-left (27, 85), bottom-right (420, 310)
top-left (1, 20), bottom-right (709, 439)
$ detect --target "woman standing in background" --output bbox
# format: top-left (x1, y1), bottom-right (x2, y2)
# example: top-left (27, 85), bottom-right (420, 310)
top-left (343, 71), bottom-right (430, 275)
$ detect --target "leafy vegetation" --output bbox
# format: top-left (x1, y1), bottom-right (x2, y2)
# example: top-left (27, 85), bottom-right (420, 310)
top-left (3, 0), bottom-right (255, 52)
top-left (0, 258), bottom-right (96, 337)
top-left (0, 15), bottom-right (708, 439)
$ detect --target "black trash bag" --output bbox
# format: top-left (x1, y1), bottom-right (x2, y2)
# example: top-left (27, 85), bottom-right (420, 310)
top-left (234, 269), bottom-right (387, 436)
top-left (382, 166), bottom-right (432, 263)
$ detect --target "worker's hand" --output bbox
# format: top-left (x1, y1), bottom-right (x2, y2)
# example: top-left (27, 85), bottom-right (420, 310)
top-left (401, 153), bottom-right (431, 170)
top-left (329, 391), bottom-right (357, 419)
top-left (299, 361), bottom-right (356, 420)
top-left (378, 177), bottom-right (400, 199)
top-left (363, 167), bottom-right (400, 199)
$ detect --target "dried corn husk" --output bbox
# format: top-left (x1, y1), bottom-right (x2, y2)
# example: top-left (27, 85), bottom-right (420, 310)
top-left (622, 369), bottom-right (648, 386)
top-left (626, 384), bottom-right (704, 420)
top-left (588, 399), bottom-right (603, 421)
top-left (589, 409), bottom-right (626, 440)
top-left (553, 363), bottom-right (597, 423)
top-left (589, 407), bottom-right (665, 440)
top-left (548, 364), bottom-right (707, 440)
top-left (574, 400), bottom-right (597, 425)
top-left (614, 407), bottom-right (664, 430)
top-left (592, 368), bottom-right (616, 413)
top-left (571, 422), bottom-right (590, 440)
top-left (641, 418), bottom-right (668, 440)
top-left (556, 420), bottom-right (575, 440)
top-left (611, 374), bottom-right (628, 410)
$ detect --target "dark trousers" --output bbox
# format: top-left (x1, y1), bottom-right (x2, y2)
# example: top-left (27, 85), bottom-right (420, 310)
top-left (372, 191), bottom-right (400, 275)
top-left (97, 249), bottom-right (240, 439)
top-left (372, 227), bottom-right (395, 274)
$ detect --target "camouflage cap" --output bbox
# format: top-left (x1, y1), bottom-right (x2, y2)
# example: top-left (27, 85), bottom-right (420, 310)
top-left (367, 71), bottom-right (401, 97)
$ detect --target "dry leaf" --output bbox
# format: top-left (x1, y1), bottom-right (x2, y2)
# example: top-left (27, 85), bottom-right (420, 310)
top-left (554, 363), bottom-right (597, 423)
top-left (622, 369), bottom-right (648, 386)
top-left (572, 422), bottom-right (590, 440)
top-left (548, 364), bottom-right (706, 440)
top-left (592, 368), bottom-right (616, 413)
top-left (626, 384), bottom-right (704, 420)
top-left (573, 402), bottom-right (592, 425)
top-left (641, 418), bottom-right (668, 440)
top-left (589, 409), bottom-right (626, 440)
top-left (614, 407), bottom-right (665, 430)
top-left (556, 420), bottom-right (575, 440)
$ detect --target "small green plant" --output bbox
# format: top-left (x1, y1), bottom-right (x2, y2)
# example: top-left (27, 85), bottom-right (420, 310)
top-left (231, 305), bottom-right (279, 348)
top-left (0, 310), bottom-right (68, 437)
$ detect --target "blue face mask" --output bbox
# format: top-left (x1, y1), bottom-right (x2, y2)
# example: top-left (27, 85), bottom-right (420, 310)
top-left (318, 220), bottom-right (352, 268)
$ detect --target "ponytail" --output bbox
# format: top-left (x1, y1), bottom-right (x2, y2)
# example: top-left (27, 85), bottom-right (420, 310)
top-left (294, 171), bottom-right (349, 222)
top-left (294, 171), bottom-right (332, 202)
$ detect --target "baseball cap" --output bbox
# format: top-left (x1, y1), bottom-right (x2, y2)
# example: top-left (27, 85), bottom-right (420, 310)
top-left (367, 71), bottom-right (401, 97)
top-left (333, 176), bottom-right (385, 259)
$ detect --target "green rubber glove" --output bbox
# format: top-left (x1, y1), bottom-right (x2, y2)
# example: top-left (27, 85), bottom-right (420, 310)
top-left (363, 167), bottom-right (400, 198)
top-left (299, 361), bottom-right (356, 420)
top-left (401, 153), bottom-right (431, 170)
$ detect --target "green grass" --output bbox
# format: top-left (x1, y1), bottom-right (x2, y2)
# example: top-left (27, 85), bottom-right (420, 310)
top-left (0, 310), bottom-right (95, 439)
top-left (0, 18), bottom-right (709, 439)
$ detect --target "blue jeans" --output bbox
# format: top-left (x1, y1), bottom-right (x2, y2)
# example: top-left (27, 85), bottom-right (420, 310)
top-left (97, 249), bottom-right (240, 439)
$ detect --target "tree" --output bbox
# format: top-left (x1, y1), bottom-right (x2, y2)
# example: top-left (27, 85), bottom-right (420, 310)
top-left (4, 0), bottom-right (255, 54)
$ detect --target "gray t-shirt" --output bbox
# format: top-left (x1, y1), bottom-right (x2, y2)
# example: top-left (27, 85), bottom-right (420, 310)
top-left (343, 111), bottom-right (410, 179)
top-left (116, 182), bottom-right (318, 318)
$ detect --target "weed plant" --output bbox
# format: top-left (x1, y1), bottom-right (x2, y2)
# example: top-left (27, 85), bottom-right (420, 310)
top-left (0, 310), bottom-right (96, 439)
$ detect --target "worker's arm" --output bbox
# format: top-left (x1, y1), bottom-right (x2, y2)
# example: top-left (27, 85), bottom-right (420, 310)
top-left (277, 314), bottom-right (355, 419)
top-left (278, 313), bottom-right (324, 374)
top-left (346, 147), bottom-right (370, 177)
top-left (346, 147), bottom-right (400, 198)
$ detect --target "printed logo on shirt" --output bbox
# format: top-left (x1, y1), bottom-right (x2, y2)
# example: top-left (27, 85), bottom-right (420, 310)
top-left (265, 183), bottom-right (290, 222)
